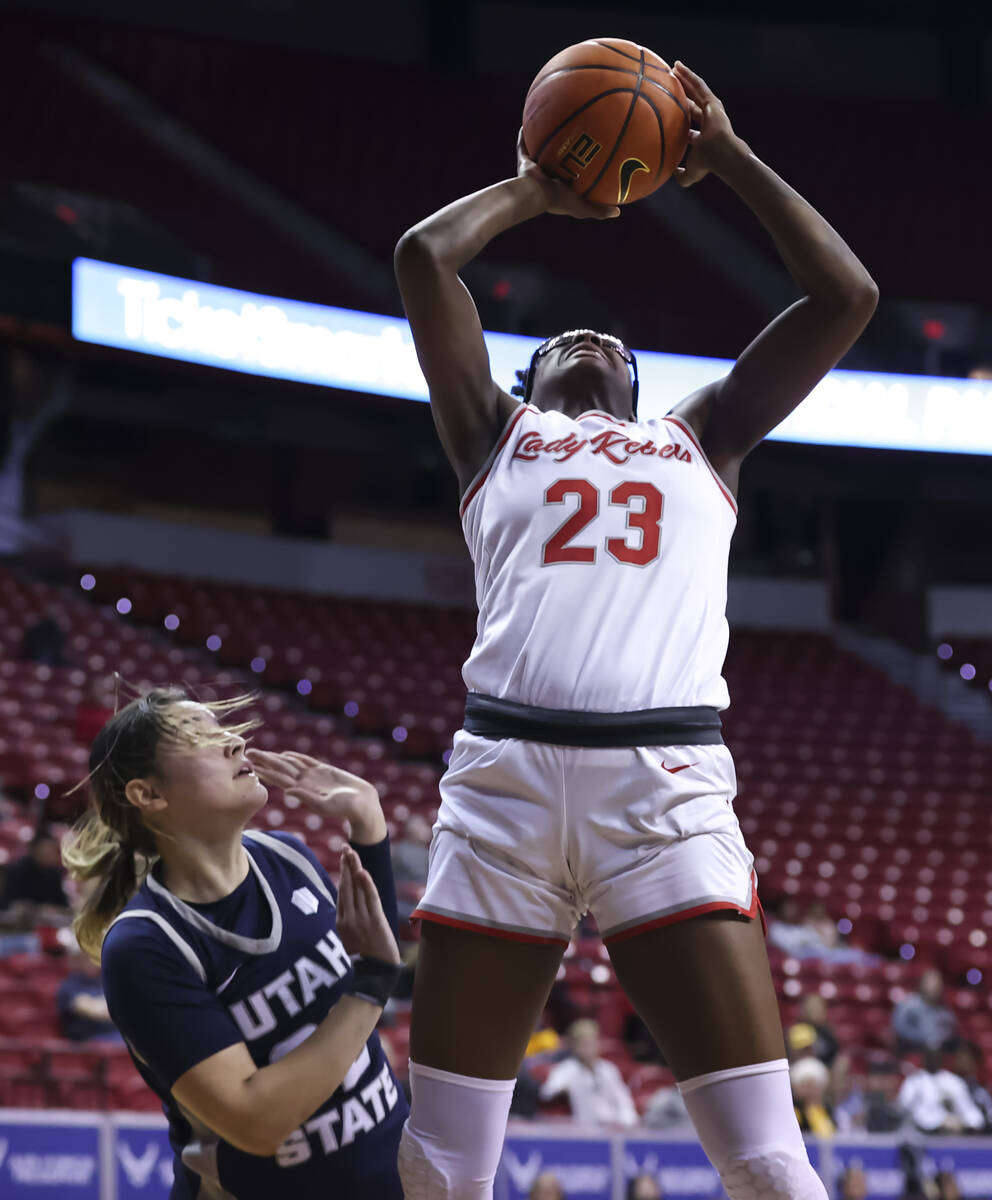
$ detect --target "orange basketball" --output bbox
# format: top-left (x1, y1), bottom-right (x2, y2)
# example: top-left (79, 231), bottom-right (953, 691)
top-left (522, 38), bottom-right (690, 206)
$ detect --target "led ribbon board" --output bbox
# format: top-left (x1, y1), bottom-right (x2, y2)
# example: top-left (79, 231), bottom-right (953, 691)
top-left (72, 258), bottom-right (992, 455)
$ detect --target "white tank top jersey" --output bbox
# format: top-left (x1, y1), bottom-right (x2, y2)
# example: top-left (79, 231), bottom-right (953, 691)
top-left (460, 404), bottom-right (738, 713)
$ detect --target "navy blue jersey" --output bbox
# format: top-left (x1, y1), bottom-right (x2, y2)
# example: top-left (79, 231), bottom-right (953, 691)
top-left (102, 831), bottom-right (406, 1200)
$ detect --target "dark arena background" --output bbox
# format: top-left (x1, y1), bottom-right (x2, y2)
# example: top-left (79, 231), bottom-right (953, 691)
top-left (1, 0), bottom-right (991, 1196)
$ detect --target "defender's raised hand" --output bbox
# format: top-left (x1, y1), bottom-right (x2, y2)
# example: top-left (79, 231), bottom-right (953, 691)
top-left (246, 749), bottom-right (387, 843)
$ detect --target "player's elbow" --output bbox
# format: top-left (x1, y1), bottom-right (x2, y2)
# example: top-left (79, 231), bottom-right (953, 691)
top-left (394, 227), bottom-right (446, 281)
top-left (231, 1110), bottom-right (295, 1159)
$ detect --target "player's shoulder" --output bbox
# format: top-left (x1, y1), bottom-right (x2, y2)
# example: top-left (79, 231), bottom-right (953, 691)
top-left (244, 829), bottom-right (335, 893)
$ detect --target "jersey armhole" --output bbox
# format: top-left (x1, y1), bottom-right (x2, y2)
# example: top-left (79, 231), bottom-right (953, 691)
top-left (108, 909), bottom-right (207, 982)
top-left (459, 403), bottom-right (531, 517)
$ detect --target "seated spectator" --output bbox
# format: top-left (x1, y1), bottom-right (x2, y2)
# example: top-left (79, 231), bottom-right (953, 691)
top-left (628, 1174), bottom-right (663, 1200)
top-left (838, 1166), bottom-right (868, 1200)
top-left (0, 829), bottom-right (70, 928)
top-left (791, 1056), bottom-right (836, 1136)
top-left (862, 1059), bottom-right (906, 1133)
top-left (641, 1084), bottom-right (692, 1131)
top-left (19, 606), bottom-right (69, 667)
top-left (767, 898), bottom-right (819, 956)
top-left (967, 364), bottom-right (992, 380)
top-left (74, 677), bottom-right (116, 746)
top-left (787, 993), bottom-right (840, 1067)
top-left (57, 940), bottom-right (122, 1042)
top-left (391, 814), bottom-right (431, 922)
top-left (949, 1042), bottom-right (992, 1133)
top-left (897, 1049), bottom-right (985, 1134)
top-left (892, 969), bottom-right (957, 1052)
top-left (529, 1172), bottom-right (566, 1200)
top-left (830, 1054), bottom-right (866, 1133)
top-left (540, 1019), bottom-right (639, 1127)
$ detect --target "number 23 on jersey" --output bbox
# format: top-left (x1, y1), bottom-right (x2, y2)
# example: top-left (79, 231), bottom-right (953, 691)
top-left (542, 478), bottom-right (664, 567)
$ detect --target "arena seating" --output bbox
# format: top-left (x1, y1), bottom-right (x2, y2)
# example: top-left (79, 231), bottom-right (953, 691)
top-left (1, 560), bottom-right (990, 1111)
top-left (936, 635), bottom-right (992, 698)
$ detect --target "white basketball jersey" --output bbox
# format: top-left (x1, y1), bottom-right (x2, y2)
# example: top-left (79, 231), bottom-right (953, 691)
top-left (460, 404), bottom-right (738, 712)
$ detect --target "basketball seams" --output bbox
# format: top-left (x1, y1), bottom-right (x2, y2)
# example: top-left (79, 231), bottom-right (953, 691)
top-left (593, 39), bottom-right (668, 74)
top-left (531, 87), bottom-right (640, 163)
top-left (579, 46), bottom-right (646, 200)
top-left (523, 39), bottom-right (690, 203)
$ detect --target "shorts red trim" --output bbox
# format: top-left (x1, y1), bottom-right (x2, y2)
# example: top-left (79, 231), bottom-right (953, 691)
top-left (411, 908), bottom-right (569, 946)
top-left (603, 874), bottom-right (764, 945)
top-left (662, 415), bottom-right (738, 515)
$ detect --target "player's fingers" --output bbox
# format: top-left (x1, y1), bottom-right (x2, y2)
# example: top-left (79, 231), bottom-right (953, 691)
top-left (337, 848), bottom-right (354, 916)
top-left (251, 763), bottom-right (300, 790)
top-left (688, 98), bottom-right (704, 126)
top-left (282, 751), bottom-right (325, 769)
top-left (673, 60), bottom-right (712, 98)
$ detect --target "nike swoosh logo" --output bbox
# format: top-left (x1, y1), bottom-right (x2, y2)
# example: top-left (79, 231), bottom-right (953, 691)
top-left (216, 966), bottom-right (241, 994)
top-left (660, 761), bottom-right (697, 774)
top-left (617, 157), bottom-right (649, 203)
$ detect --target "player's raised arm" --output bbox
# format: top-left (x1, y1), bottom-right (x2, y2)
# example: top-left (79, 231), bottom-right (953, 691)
top-left (668, 61), bottom-right (878, 489)
top-left (394, 134), bottom-right (619, 492)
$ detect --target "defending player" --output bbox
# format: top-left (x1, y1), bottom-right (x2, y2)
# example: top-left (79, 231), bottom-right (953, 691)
top-left (393, 62), bottom-right (877, 1199)
top-left (62, 688), bottom-right (407, 1199)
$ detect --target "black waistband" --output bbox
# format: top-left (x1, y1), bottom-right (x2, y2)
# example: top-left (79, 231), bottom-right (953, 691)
top-left (463, 693), bottom-right (723, 748)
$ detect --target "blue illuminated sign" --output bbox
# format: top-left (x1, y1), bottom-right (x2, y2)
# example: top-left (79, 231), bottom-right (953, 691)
top-left (72, 257), bottom-right (992, 455)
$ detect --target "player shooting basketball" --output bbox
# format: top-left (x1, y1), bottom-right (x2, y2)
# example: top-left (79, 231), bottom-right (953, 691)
top-left (393, 58), bottom-right (876, 1200)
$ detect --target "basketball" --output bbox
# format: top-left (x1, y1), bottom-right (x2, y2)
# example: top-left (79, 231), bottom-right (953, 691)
top-left (522, 38), bottom-right (690, 206)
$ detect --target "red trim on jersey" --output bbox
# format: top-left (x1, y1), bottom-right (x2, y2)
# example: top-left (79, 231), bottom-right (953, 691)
top-left (575, 410), bottom-right (629, 426)
top-left (603, 872), bottom-right (762, 944)
top-left (411, 907), bottom-right (569, 946)
top-left (662, 415), bottom-right (738, 515)
top-left (459, 404), bottom-right (529, 517)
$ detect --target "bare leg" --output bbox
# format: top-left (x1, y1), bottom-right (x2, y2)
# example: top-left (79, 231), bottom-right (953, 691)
top-left (399, 922), bottom-right (566, 1198)
top-left (606, 910), bottom-right (785, 1079)
top-left (607, 913), bottom-right (825, 1200)
top-left (410, 920), bottom-right (566, 1077)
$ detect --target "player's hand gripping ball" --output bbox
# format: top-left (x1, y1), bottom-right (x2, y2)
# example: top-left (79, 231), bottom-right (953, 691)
top-left (522, 37), bottom-right (690, 206)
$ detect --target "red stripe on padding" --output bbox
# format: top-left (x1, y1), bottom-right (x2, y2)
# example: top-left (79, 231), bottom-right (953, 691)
top-left (411, 908), bottom-right (569, 946)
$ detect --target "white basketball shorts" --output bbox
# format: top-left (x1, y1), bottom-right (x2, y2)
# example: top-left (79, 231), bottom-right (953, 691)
top-left (411, 731), bottom-right (760, 946)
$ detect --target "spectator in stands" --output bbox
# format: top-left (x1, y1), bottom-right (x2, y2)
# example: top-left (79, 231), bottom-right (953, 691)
top-left (829, 1054), bottom-right (865, 1133)
top-left (539, 1018), bottom-right (639, 1127)
top-left (391, 814), bottom-right (432, 923)
top-left (862, 1060), bottom-right (906, 1133)
top-left (74, 676), bottom-right (116, 747)
top-left (787, 993), bottom-right (839, 1066)
top-left (628, 1174), bottom-right (663, 1200)
top-left (529, 1172), bottom-right (567, 1200)
top-left (897, 1049), bottom-right (986, 1134)
top-left (57, 939), bottom-right (121, 1042)
top-left (967, 365), bottom-right (992, 380)
top-left (837, 1166), bottom-right (868, 1200)
top-left (891, 969), bottom-right (958, 1052)
top-left (950, 1041), bottom-right (992, 1132)
top-left (791, 1056), bottom-right (835, 1136)
top-left (1, 828), bottom-right (70, 927)
top-left (19, 605), bottom-right (69, 667)
top-left (641, 1082), bottom-right (693, 1131)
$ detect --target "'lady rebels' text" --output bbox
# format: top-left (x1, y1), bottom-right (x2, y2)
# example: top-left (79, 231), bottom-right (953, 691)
top-left (512, 430), bottom-right (693, 466)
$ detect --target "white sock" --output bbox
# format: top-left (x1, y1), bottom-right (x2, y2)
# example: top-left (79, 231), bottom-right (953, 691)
top-left (678, 1059), bottom-right (827, 1200)
top-left (398, 1060), bottom-right (515, 1200)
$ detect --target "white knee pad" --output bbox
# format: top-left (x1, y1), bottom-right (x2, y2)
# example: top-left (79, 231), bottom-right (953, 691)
top-left (398, 1061), bottom-right (515, 1200)
top-left (678, 1060), bottom-right (827, 1200)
